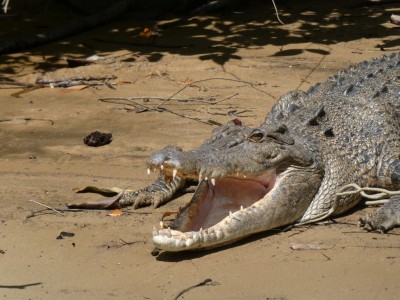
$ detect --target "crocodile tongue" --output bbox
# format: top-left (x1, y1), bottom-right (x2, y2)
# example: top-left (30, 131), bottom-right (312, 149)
top-left (172, 171), bottom-right (276, 232)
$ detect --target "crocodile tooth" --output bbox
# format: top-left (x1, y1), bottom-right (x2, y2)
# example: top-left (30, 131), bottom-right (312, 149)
top-left (167, 227), bottom-right (172, 238)
top-left (198, 174), bottom-right (202, 182)
top-left (160, 164), bottom-right (164, 170)
top-left (211, 178), bottom-right (216, 186)
top-left (240, 205), bottom-right (244, 211)
top-left (159, 221), bottom-right (164, 229)
top-left (147, 168), bottom-right (151, 176)
top-left (229, 211), bottom-right (233, 217)
top-left (205, 176), bottom-right (208, 181)
top-left (193, 232), bottom-right (202, 243)
top-left (173, 169), bottom-right (177, 179)
top-left (153, 167), bottom-right (157, 172)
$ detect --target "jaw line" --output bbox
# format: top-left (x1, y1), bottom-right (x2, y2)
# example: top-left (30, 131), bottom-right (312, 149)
top-left (152, 170), bottom-right (277, 251)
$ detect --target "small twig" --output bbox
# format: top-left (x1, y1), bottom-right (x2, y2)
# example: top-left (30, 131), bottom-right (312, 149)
top-left (0, 117), bottom-right (54, 125)
top-left (271, 0), bottom-right (285, 25)
top-left (320, 252), bottom-right (331, 260)
top-left (100, 98), bottom-right (162, 112)
top-left (100, 98), bottom-right (222, 126)
top-left (156, 77), bottom-right (255, 109)
top-left (340, 245), bottom-right (400, 249)
top-left (174, 278), bottom-right (217, 300)
top-left (295, 54), bottom-right (326, 91)
top-left (214, 93), bottom-right (239, 104)
top-left (119, 239), bottom-right (146, 247)
top-left (100, 96), bottom-right (218, 104)
top-left (29, 199), bottom-right (64, 215)
top-left (0, 282), bottom-right (42, 289)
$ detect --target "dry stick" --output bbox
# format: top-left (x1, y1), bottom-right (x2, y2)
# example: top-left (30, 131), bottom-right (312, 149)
top-left (174, 279), bottom-right (214, 300)
top-left (214, 93), bottom-right (239, 104)
top-left (0, 117), bottom-right (54, 125)
top-left (156, 77), bottom-right (255, 109)
top-left (119, 239), bottom-right (147, 247)
top-left (100, 98), bottom-right (223, 126)
top-left (29, 200), bottom-right (64, 216)
top-left (271, 0), bottom-right (285, 25)
top-left (100, 98), bottom-right (161, 112)
top-left (340, 245), bottom-right (400, 249)
top-left (295, 54), bottom-right (327, 92)
top-left (99, 96), bottom-right (218, 104)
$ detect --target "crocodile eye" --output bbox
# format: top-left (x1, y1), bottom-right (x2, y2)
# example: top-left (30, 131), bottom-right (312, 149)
top-left (248, 129), bottom-right (264, 142)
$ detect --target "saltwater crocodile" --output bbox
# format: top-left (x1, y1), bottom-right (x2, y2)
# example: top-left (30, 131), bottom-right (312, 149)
top-left (69, 53), bottom-right (400, 252)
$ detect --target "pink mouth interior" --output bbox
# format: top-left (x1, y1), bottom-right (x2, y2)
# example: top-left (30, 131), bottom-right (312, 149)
top-left (176, 172), bottom-right (276, 232)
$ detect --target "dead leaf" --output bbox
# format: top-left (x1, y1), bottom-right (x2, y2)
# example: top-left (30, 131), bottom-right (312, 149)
top-left (139, 27), bottom-right (154, 38)
top-left (290, 242), bottom-right (322, 250)
top-left (107, 209), bottom-right (124, 217)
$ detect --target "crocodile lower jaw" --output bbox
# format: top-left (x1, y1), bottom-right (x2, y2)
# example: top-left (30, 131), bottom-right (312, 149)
top-left (152, 170), bottom-right (277, 251)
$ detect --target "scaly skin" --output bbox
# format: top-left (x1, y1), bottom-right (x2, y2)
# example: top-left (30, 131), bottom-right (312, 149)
top-left (69, 53), bottom-right (400, 252)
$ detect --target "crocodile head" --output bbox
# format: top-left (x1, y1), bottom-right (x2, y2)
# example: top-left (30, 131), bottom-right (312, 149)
top-left (149, 121), bottom-right (323, 251)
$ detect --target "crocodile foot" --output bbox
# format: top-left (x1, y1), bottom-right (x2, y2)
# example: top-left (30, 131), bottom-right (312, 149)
top-left (66, 174), bottom-right (187, 210)
top-left (359, 197), bottom-right (400, 233)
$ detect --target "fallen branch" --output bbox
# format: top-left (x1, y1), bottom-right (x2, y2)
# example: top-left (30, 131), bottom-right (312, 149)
top-left (35, 76), bottom-right (117, 85)
top-left (36, 75), bottom-right (117, 88)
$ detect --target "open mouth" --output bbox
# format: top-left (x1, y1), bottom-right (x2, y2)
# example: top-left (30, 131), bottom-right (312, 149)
top-left (152, 169), bottom-right (281, 250)
top-left (169, 170), bottom-right (277, 233)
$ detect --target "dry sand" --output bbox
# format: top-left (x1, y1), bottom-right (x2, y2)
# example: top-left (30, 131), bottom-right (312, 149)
top-left (1, 1), bottom-right (399, 299)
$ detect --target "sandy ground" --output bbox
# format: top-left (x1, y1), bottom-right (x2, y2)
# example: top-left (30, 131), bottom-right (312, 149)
top-left (1, 1), bottom-right (400, 299)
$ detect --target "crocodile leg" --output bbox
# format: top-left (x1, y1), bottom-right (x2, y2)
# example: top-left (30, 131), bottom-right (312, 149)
top-left (67, 174), bottom-right (186, 209)
top-left (359, 196), bottom-right (400, 233)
